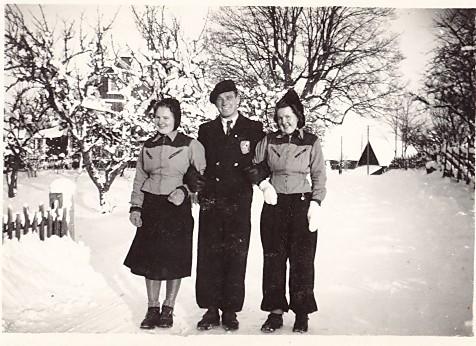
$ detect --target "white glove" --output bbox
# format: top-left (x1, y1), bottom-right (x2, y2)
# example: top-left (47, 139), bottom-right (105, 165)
top-left (167, 186), bottom-right (188, 206)
top-left (129, 210), bottom-right (142, 227)
top-left (259, 180), bottom-right (278, 205)
top-left (307, 200), bottom-right (321, 232)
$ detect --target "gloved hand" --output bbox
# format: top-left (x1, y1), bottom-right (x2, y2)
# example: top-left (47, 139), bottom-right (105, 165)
top-left (243, 161), bottom-right (270, 184)
top-left (259, 180), bottom-right (278, 205)
top-left (307, 200), bottom-right (321, 232)
top-left (129, 210), bottom-right (142, 227)
top-left (183, 166), bottom-right (206, 193)
top-left (167, 186), bottom-right (188, 206)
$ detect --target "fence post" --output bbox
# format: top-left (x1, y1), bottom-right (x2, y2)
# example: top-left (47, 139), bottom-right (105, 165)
top-left (7, 207), bottom-right (13, 240)
top-left (38, 215), bottom-right (45, 241)
top-left (46, 211), bottom-right (53, 238)
top-left (54, 209), bottom-right (61, 237)
top-left (15, 213), bottom-right (22, 240)
top-left (23, 206), bottom-right (30, 235)
top-left (31, 212), bottom-right (39, 234)
top-left (39, 205), bottom-right (45, 241)
top-left (61, 208), bottom-right (68, 237)
top-left (2, 216), bottom-right (4, 243)
top-left (442, 141), bottom-right (448, 177)
top-left (49, 178), bottom-right (76, 240)
top-left (456, 144), bottom-right (461, 182)
top-left (51, 203), bottom-right (58, 237)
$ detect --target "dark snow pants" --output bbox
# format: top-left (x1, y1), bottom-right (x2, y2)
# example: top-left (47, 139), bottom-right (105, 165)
top-left (260, 193), bottom-right (318, 314)
top-left (196, 194), bottom-right (252, 312)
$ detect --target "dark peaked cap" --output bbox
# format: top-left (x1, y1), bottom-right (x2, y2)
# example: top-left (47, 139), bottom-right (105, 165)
top-left (209, 80), bottom-right (238, 103)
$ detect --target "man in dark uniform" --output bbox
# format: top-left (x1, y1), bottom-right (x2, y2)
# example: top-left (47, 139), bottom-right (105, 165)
top-left (196, 80), bottom-right (265, 331)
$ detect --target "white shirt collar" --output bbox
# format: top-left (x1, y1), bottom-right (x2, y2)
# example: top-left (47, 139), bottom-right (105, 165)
top-left (220, 113), bottom-right (239, 133)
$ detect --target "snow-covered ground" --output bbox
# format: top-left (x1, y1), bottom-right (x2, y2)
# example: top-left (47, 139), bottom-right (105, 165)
top-left (2, 168), bottom-right (474, 339)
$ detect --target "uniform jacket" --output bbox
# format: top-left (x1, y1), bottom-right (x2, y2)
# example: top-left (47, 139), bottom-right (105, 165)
top-left (253, 128), bottom-right (327, 203)
top-left (130, 130), bottom-right (206, 209)
top-left (198, 113), bottom-right (265, 199)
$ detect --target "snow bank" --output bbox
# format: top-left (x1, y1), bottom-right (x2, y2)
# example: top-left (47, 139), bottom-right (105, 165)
top-left (2, 233), bottom-right (127, 332)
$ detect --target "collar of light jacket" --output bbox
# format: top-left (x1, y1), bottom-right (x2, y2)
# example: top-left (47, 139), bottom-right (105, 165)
top-left (276, 128), bottom-right (305, 140)
top-left (152, 130), bottom-right (178, 142)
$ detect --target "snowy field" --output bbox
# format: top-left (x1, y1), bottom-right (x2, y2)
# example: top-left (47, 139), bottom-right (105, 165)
top-left (2, 167), bottom-right (474, 342)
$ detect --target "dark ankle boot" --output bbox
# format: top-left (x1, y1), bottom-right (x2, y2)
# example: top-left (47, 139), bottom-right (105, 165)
top-left (140, 306), bottom-right (161, 329)
top-left (157, 305), bottom-right (174, 328)
top-left (261, 313), bottom-right (283, 333)
top-left (197, 308), bottom-right (220, 330)
top-left (293, 313), bottom-right (309, 333)
top-left (222, 311), bottom-right (239, 331)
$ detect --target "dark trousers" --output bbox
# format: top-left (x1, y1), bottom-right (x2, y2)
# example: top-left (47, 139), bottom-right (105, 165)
top-left (196, 195), bottom-right (252, 312)
top-left (260, 193), bottom-right (318, 314)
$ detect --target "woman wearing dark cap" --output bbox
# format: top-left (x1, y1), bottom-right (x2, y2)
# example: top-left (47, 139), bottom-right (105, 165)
top-left (124, 98), bottom-right (206, 329)
top-left (251, 89), bottom-right (327, 333)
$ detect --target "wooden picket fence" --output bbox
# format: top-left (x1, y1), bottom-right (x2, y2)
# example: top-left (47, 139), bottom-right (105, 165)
top-left (441, 143), bottom-right (475, 184)
top-left (2, 203), bottom-right (70, 242)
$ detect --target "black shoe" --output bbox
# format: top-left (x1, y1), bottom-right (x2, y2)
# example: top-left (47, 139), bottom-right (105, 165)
top-left (261, 313), bottom-right (283, 333)
top-left (197, 308), bottom-right (220, 330)
top-left (140, 306), bottom-right (161, 329)
top-left (222, 311), bottom-right (239, 331)
top-left (157, 305), bottom-right (173, 328)
top-left (293, 313), bottom-right (309, 333)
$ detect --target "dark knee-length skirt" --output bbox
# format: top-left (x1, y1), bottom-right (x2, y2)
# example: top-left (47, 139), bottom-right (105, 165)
top-left (124, 192), bottom-right (194, 280)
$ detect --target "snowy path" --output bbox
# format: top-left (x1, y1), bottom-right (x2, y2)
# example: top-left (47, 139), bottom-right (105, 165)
top-left (2, 169), bottom-right (474, 336)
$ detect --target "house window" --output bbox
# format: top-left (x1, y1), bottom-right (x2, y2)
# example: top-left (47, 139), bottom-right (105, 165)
top-left (108, 78), bottom-right (120, 93)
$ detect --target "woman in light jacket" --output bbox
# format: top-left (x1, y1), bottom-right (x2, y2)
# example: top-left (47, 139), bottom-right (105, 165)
top-left (252, 89), bottom-right (327, 333)
top-left (124, 98), bottom-right (206, 329)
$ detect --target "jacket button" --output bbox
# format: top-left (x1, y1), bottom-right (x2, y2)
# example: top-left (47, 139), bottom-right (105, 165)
top-left (233, 162), bottom-right (239, 167)
top-left (216, 177), bottom-right (220, 182)
top-left (216, 162), bottom-right (220, 166)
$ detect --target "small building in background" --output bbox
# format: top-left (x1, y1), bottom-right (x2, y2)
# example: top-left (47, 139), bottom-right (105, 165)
top-left (96, 51), bottom-right (134, 113)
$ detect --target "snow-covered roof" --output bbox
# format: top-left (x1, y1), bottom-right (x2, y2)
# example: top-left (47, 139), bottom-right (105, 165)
top-left (32, 126), bottom-right (67, 139)
top-left (81, 98), bottom-right (115, 114)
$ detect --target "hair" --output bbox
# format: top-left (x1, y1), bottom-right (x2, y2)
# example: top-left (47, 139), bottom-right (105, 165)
top-left (153, 98), bottom-right (182, 130)
top-left (145, 99), bottom-right (157, 115)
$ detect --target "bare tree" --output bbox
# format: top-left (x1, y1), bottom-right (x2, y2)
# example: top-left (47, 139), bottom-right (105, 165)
top-left (3, 87), bottom-right (53, 197)
top-left (423, 9), bottom-right (475, 147)
top-left (207, 6), bottom-right (404, 130)
top-left (385, 93), bottom-right (428, 162)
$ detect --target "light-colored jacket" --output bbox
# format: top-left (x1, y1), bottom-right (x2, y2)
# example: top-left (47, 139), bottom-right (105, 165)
top-left (130, 130), bottom-right (206, 209)
top-left (253, 128), bottom-right (327, 203)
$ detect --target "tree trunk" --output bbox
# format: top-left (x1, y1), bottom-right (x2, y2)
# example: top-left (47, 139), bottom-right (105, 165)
top-left (6, 168), bottom-right (18, 198)
top-left (98, 188), bottom-right (111, 214)
top-left (80, 146), bottom-right (129, 213)
top-left (77, 154), bottom-right (83, 173)
top-left (394, 127), bottom-right (397, 159)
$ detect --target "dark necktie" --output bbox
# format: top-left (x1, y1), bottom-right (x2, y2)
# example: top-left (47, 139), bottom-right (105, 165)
top-left (226, 120), bottom-right (233, 136)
